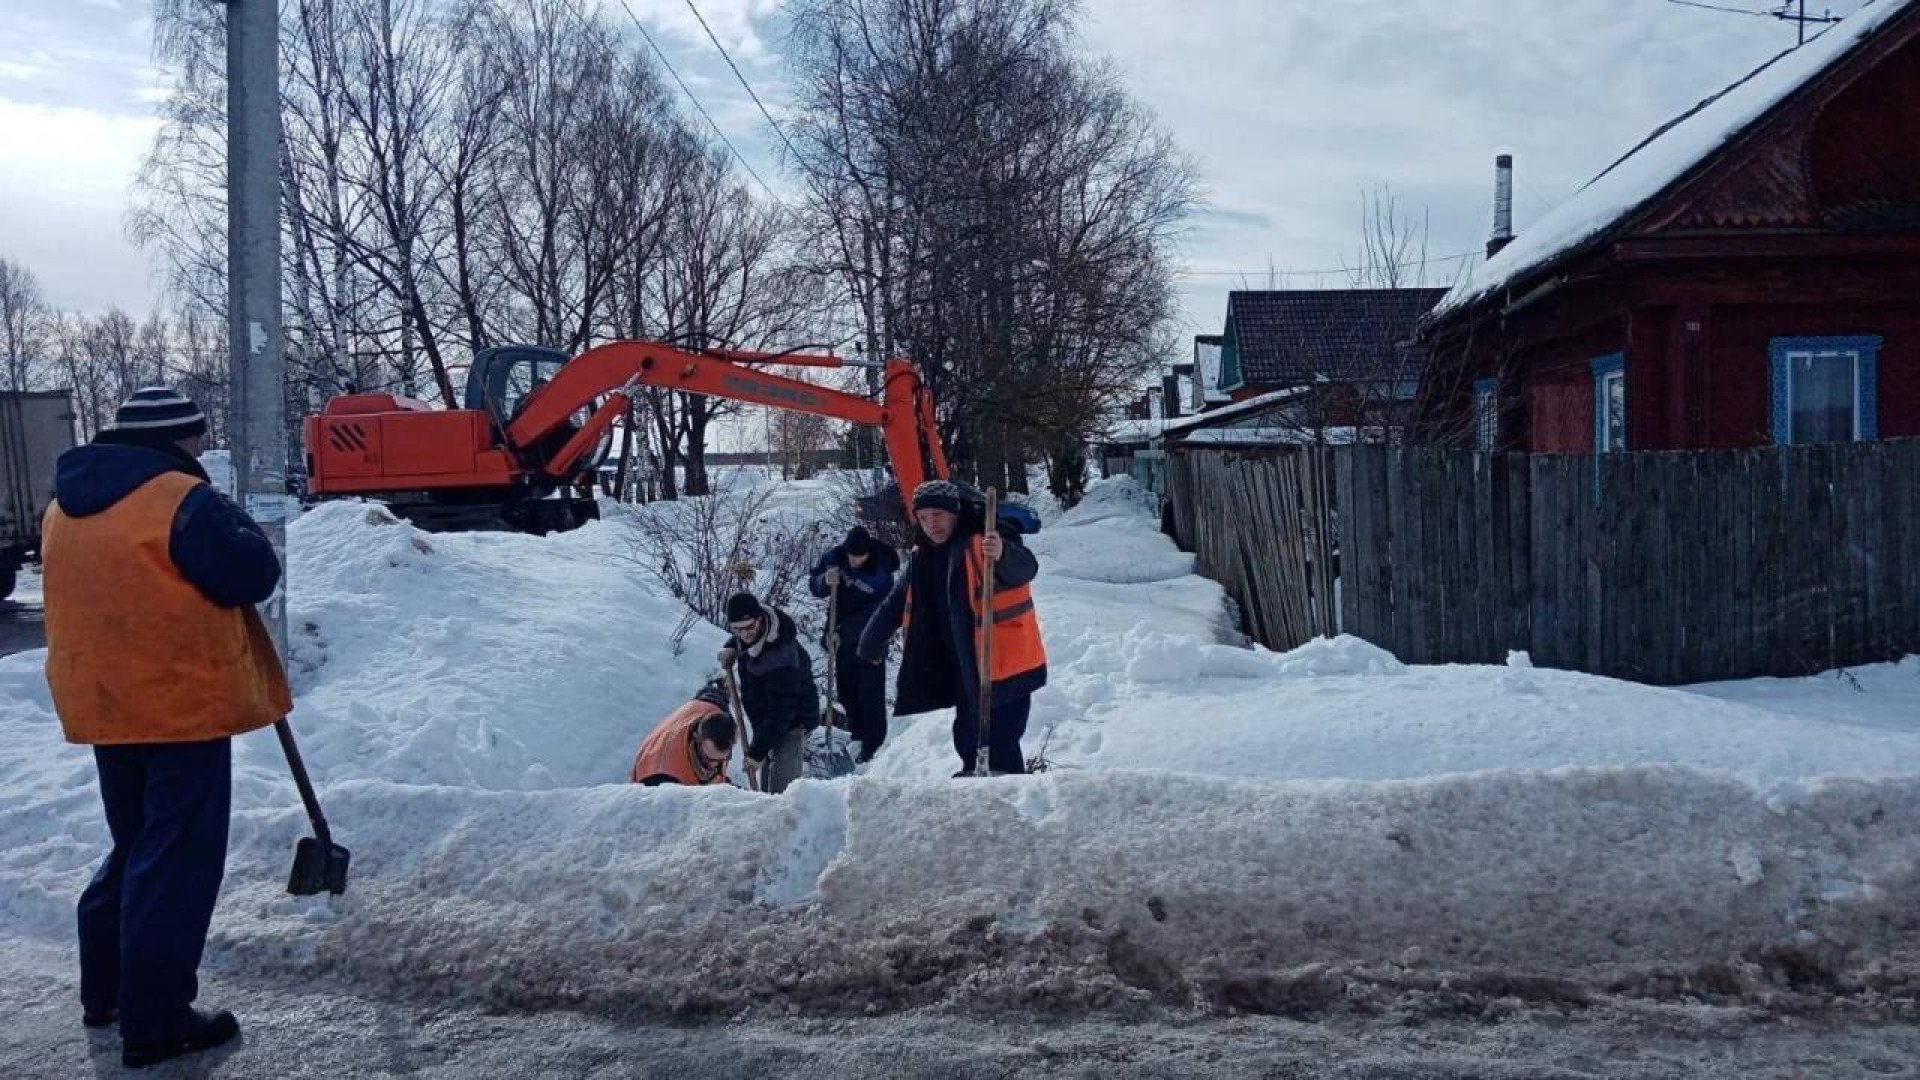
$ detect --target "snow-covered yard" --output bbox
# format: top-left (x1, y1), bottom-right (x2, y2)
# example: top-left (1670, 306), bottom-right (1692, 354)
top-left (3, 474), bottom-right (1919, 1033)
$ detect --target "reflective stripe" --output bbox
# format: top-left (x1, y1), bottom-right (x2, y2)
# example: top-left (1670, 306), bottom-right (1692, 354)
top-left (991, 598), bottom-right (1033, 623)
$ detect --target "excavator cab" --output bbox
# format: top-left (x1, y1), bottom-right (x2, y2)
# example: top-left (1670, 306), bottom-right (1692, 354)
top-left (464, 345), bottom-right (569, 426)
top-left (465, 344), bottom-right (613, 480)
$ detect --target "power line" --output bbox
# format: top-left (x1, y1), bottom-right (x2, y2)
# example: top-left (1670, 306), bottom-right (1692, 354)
top-left (611, 0), bottom-right (779, 199)
top-left (679, 0), bottom-right (806, 167)
top-left (1173, 250), bottom-right (1480, 279)
top-left (1664, 0), bottom-right (1772, 16)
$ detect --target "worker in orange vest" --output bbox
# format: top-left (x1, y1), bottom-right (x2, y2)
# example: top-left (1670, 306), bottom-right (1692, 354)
top-left (858, 479), bottom-right (1047, 776)
top-left (631, 681), bottom-right (738, 786)
top-left (41, 387), bottom-right (289, 1069)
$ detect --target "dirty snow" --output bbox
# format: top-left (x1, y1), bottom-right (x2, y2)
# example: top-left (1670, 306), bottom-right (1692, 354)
top-left (1438, 0), bottom-right (1915, 316)
top-left (3, 472), bottom-right (1920, 1039)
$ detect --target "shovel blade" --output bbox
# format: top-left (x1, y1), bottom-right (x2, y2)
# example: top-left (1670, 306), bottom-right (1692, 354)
top-left (287, 836), bottom-right (351, 896)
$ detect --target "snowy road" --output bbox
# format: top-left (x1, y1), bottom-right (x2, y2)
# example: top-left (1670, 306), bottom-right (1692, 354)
top-left (6, 941), bottom-right (1920, 1080)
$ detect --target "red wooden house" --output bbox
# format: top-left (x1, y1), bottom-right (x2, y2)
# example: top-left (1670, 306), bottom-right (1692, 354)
top-left (1419, 0), bottom-right (1920, 453)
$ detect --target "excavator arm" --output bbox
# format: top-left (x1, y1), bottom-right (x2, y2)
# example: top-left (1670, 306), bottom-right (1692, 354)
top-left (502, 341), bottom-right (949, 515)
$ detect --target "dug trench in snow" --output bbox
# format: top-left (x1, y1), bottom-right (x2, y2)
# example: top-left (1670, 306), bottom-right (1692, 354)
top-left (8, 474), bottom-right (1920, 1034)
top-left (184, 767), bottom-right (1920, 1024)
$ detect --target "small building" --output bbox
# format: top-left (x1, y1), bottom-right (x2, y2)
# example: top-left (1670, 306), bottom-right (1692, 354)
top-left (1420, 0), bottom-right (1920, 453)
top-left (1216, 288), bottom-right (1447, 429)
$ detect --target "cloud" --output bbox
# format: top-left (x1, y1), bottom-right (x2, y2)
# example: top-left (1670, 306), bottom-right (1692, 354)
top-left (0, 98), bottom-right (161, 310)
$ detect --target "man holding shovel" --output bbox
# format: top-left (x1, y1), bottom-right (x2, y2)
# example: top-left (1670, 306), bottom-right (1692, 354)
top-left (858, 480), bottom-right (1047, 777)
top-left (808, 526), bottom-right (899, 763)
top-left (41, 388), bottom-right (290, 1069)
top-left (718, 591), bottom-right (819, 793)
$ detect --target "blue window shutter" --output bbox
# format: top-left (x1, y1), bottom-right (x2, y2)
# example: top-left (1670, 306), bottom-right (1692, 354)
top-left (1769, 343), bottom-right (1790, 446)
top-left (1861, 343), bottom-right (1880, 440)
top-left (1590, 353), bottom-right (1624, 453)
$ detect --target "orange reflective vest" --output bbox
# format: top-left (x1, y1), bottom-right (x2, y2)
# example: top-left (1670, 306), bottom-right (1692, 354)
top-left (42, 471), bottom-right (292, 745)
top-left (903, 533), bottom-right (1047, 690)
top-left (630, 699), bottom-right (730, 786)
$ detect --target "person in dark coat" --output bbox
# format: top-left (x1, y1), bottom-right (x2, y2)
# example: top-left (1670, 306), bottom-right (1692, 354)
top-left (718, 592), bottom-right (819, 793)
top-left (857, 480), bottom-right (1048, 776)
top-left (807, 525), bottom-right (900, 763)
top-left (41, 387), bottom-right (288, 1070)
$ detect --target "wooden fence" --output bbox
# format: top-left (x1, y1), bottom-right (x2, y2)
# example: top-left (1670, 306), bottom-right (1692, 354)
top-left (1165, 439), bottom-right (1920, 685)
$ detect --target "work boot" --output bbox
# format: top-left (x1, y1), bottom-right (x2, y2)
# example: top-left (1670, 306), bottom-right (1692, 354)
top-left (122, 1008), bottom-right (240, 1069)
top-left (81, 1009), bottom-right (116, 1029)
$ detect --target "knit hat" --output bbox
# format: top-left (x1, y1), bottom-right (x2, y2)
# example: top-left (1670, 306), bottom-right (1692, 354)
top-left (843, 525), bottom-right (874, 557)
top-left (109, 387), bottom-right (207, 442)
top-left (724, 591), bottom-right (765, 625)
top-left (910, 479), bottom-right (966, 515)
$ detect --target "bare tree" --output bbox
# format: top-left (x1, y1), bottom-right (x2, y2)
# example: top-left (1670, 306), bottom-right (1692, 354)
top-left (784, 0), bottom-right (1196, 492)
top-left (0, 257), bottom-right (48, 392)
top-left (1345, 184), bottom-right (1432, 290)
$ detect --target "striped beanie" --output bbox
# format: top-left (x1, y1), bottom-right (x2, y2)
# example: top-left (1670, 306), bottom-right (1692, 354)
top-left (109, 387), bottom-right (207, 441)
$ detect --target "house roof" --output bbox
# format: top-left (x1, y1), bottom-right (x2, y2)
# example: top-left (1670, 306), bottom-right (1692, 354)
top-left (1225, 289), bottom-right (1447, 386)
top-left (1434, 0), bottom-right (1918, 319)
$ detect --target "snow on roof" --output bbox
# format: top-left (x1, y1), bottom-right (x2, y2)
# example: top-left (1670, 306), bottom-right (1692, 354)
top-left (1194, 336), bottom-right (1228, 403)
top-left (1435, 0), bottom-right (1916, 317)
top-left (1176, 425), bottom-right (1365, 446)
top-left (1160, 385), bottom-right (1308, 436)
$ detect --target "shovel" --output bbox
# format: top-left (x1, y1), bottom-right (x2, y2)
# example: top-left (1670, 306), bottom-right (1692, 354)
top-left (274, 718), bottom-right (350, 896)
top-left (806, 574), bottom-right (857, 779)
top-left (722, 665), bottom-right (760, 792)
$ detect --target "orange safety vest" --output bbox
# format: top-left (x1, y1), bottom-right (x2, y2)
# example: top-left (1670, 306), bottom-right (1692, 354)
top-left (630, 699), bottom-right (731, 786)
top-left (42, 471), bottom-right (292, 745)
top-left (902, 533), bottom-right (1047, 688)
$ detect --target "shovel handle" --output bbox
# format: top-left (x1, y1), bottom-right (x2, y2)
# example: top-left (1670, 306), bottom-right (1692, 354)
top-left (274, 718), bottom-right (333, 847)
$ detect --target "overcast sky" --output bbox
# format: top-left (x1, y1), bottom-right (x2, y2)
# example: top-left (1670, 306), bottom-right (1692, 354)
top-left (0, 0), bottom-right (1879, 344)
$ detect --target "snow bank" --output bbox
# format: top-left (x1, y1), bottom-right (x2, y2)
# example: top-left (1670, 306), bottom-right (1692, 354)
top-left (6, 474), bottom-right (1920, 1023)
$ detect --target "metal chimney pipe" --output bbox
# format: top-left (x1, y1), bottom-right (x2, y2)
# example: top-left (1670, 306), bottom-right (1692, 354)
top-left (1488, 153), bottom-right (1515, 258)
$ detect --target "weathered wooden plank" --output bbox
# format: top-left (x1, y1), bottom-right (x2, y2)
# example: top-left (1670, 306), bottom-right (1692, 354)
top-left (1505, 453), bottom-right (1532, 657)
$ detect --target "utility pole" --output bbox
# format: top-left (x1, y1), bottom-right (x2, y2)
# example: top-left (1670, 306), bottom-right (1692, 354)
top-left (227, 0), bottom-right (288, 654)
top-left (1777, 0), bottom-right (1841, 45)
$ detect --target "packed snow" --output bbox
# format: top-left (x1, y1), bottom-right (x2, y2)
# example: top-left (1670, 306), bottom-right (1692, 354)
top-left (1437, 0), bottom-right (1915, 316)
top-left (3, 472), bottom-right (1920, 1030)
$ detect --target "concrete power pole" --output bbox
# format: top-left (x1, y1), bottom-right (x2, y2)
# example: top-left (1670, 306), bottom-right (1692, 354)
top-left (227, 0), bottom-right (289, 654)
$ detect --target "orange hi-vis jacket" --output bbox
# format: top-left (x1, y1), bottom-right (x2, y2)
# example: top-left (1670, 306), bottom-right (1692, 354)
top-left (903, 533), bottom-right (1047, 691)
top-left (42, 470), bottom-right (292, 745)
top-left (631, 699), bottom-right (731, 786)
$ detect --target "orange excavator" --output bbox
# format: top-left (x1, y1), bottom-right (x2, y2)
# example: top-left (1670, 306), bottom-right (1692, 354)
top-left (302, 340), bottom-right (949, 532)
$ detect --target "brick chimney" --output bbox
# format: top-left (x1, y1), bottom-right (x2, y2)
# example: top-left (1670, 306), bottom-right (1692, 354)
top-left (1487, 153), bottom-right (1515, 258)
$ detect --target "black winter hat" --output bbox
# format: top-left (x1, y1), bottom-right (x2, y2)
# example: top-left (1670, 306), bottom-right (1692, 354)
top-left (724, 591), bottom-right (765, 624)
top-left (843, 525), bottom-right (874, 556)
top-left (108, 387), bottom-right (208, 443)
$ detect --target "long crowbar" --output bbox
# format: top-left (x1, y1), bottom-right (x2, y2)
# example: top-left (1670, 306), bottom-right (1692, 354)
top-left (974, 487), bottom-right (997, 778)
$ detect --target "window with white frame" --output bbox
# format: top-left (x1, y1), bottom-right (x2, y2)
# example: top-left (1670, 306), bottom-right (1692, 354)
top-left (1473, 378), bottom-right (1498, 451)
top-left (1769, 336), bottom-right (1881, 445)
top-left (1591, 354), bottom-right (1625, 453)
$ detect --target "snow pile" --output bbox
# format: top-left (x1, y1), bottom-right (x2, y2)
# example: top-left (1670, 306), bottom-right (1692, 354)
top-left (4, 474), bottom-right (1920, 1023)
top-left (1438, 0), bottom-right (1915, 315)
